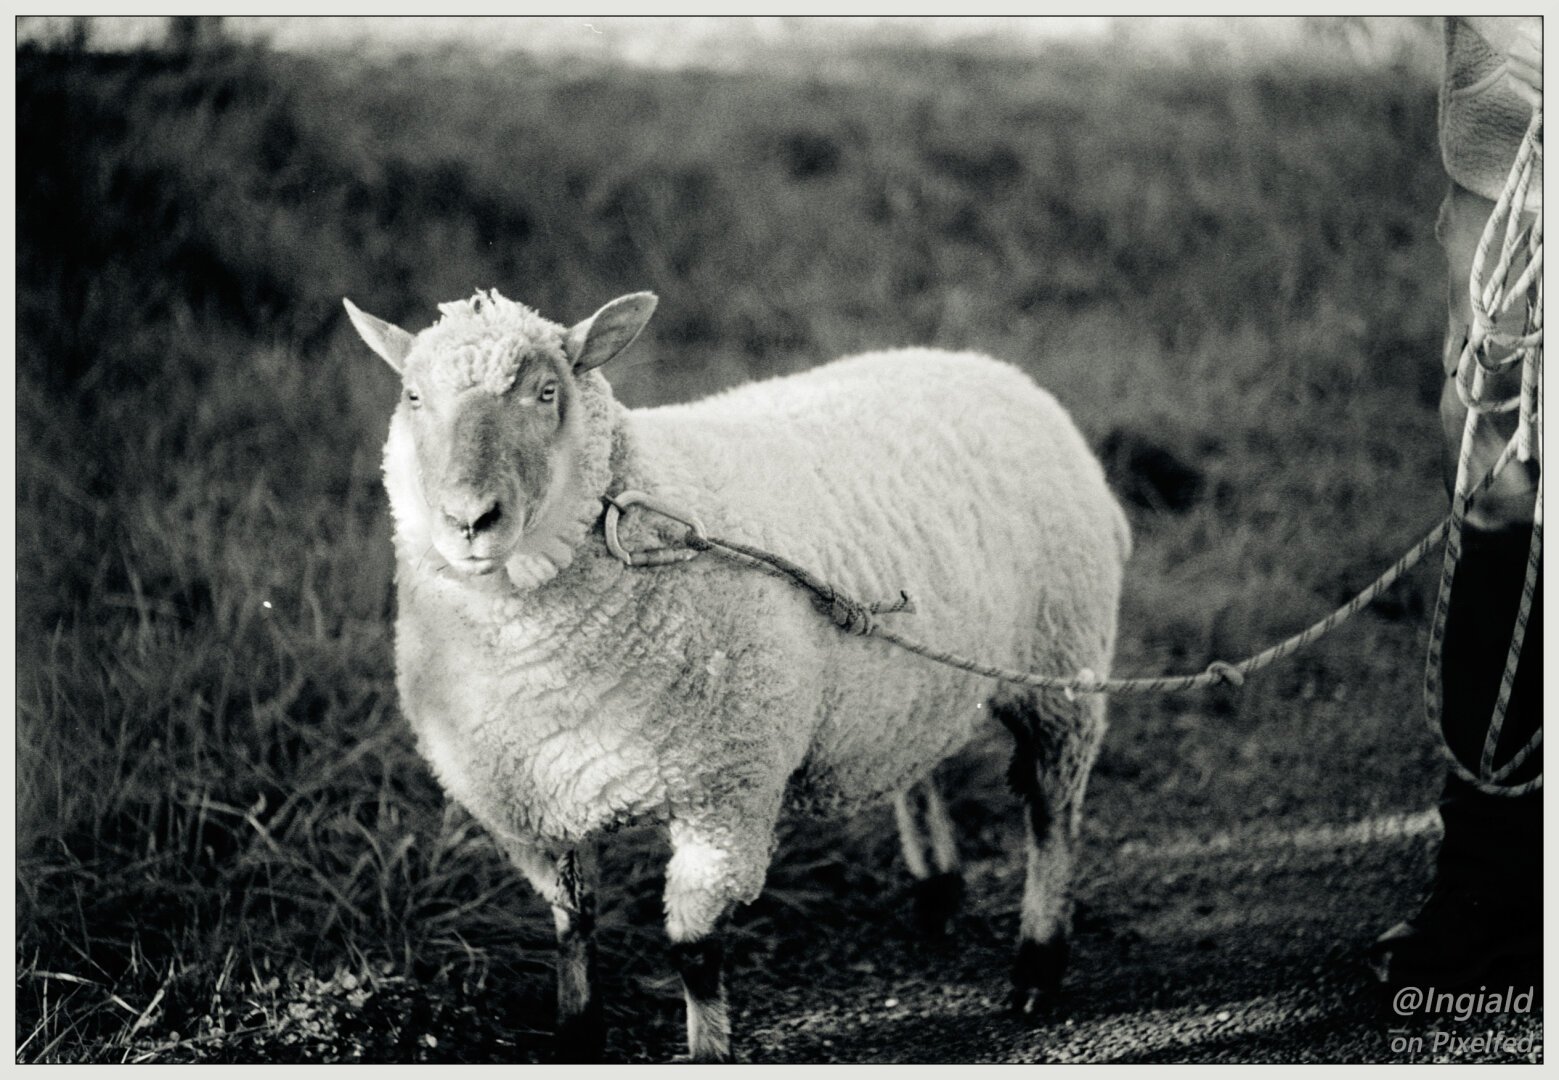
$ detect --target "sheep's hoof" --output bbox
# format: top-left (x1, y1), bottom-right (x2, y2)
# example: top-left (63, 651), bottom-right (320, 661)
top-left (911, 872), bottom-right (965, 937)
top-left (1009, 984), bottom-right (1061, 1022)
top-left (1009, 937), bottom-right (1069, 1022)
top-left (554, 1006), bottom-right (605, 1063)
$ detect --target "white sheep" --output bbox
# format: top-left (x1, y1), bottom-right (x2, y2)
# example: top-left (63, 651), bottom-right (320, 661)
top-left (344, 288), bottom-right (1130, 1062)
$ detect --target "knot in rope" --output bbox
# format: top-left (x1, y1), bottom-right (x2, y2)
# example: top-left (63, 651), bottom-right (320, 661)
top-left (823, 589), bottom-right (913, 636)
top-left (1203, 661), bottom-right (1246, 688)
top-left (828, 594), bottom-right (877, 636)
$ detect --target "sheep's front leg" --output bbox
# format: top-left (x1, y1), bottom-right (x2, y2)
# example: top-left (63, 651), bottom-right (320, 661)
top-left (504, 841), bottom-right (602, 1060)
top-left (663, 816), bottom-right (776, 1063)
top-left (670, 928), bottom-right (730, 1063)
top-left (549, 847), bottom-right (601, 1055)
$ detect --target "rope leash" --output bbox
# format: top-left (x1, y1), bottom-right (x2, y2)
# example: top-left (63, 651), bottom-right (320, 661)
top-left (601, 115), bottom-right (1542, 798)
top-left (604, 448), bottom-right (1527, 796)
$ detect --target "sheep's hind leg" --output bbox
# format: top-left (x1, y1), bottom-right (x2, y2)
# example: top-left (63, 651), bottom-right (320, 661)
top-left (996, 693), bottom-right (1102, 1018)
top-left (893, 775), bottom-right (964, 935)
top-left (504, 841), bottom-right (602, 1061)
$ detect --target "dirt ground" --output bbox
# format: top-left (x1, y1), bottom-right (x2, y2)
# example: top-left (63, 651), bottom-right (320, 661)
top-left (728, 811), bottom-right (1541, 1064)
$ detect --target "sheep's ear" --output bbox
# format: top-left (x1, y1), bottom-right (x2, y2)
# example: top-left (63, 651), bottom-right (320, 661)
top-left (564, 292), bottom-right (658, 374)
top-left (343, 298), bottom-right (415, 374)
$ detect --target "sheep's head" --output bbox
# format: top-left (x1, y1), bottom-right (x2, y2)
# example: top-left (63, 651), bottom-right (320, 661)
top-left (345, 289), bottom-right (656, 589)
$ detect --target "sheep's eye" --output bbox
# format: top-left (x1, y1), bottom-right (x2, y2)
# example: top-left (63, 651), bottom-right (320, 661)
top-left (538, 381), bottom-right (558, 404)
top-left (405, 387), bottom-right (422, 407)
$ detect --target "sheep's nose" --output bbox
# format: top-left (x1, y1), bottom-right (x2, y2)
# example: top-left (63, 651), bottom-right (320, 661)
top-left (442, 495), bottom-right (503, 540)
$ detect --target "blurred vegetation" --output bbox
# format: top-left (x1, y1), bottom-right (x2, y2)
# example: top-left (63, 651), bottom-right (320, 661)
top-left (18, 23), bottom-right (1454, 1062)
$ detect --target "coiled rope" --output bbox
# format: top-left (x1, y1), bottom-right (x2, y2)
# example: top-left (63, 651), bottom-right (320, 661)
top-left (602, 113), bottom-right (1542, 798)
top-left (1424, 109), bottom-right (1543, 797)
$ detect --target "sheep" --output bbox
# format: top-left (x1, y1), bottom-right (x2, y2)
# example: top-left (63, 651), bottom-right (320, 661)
top-left (343, 288), bottom-right (1131, 1062)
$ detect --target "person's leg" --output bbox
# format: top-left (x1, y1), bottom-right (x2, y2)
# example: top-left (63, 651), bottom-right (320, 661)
top-left (1371, 184), bottom-right (1542, 990)
top-left (1372, 526), bottom-right (1542, 988)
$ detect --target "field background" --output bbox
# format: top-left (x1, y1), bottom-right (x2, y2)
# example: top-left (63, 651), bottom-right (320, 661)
top-left (18, 16), bottom-right (1517, 1064)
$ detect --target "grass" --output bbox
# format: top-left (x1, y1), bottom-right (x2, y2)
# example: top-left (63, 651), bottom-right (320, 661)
top-left (17, 20), bottom-right (1458, 1062)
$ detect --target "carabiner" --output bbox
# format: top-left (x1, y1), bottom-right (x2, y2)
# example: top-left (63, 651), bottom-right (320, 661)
top-left (602, 490), bottom-right (707, 567)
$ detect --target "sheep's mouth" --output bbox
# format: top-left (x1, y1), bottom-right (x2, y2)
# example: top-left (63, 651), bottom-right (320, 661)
top-left (448, 555), bottom-right (502, 576)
